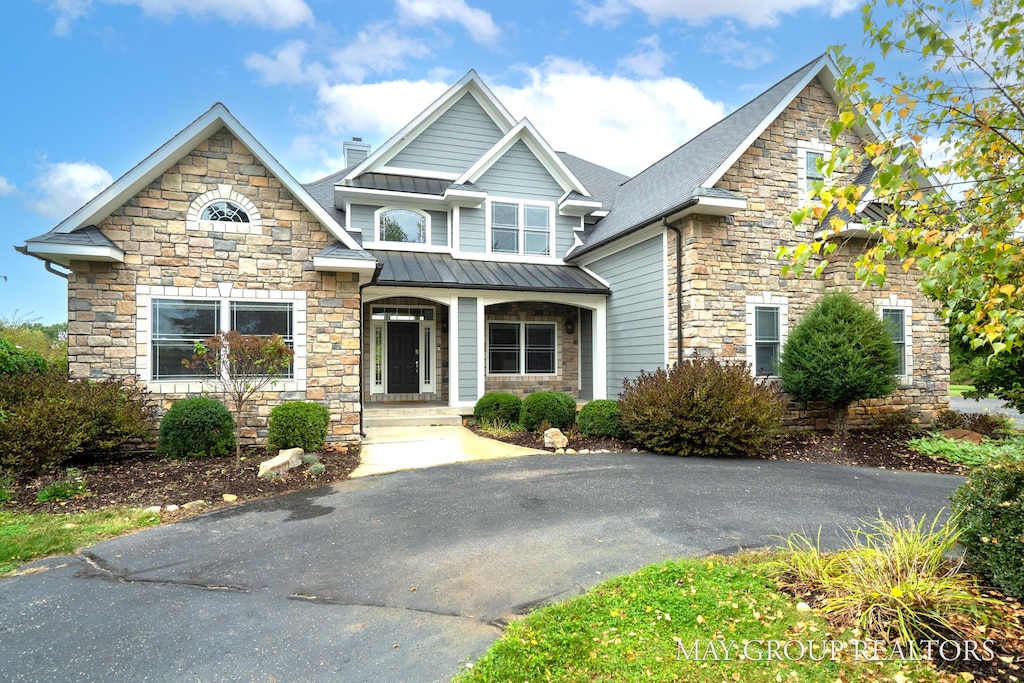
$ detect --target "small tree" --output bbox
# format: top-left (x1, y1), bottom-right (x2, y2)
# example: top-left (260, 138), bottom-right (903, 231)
top-left (186, 331), bottom-right (293, 466)
top-left (777, 292), bottom-right (898, 433)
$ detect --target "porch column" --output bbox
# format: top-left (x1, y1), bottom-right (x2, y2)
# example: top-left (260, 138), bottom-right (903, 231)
top-left (456, 296), bottom-right (479, 405)
top-left (593, 302), bottom-right (608, 399)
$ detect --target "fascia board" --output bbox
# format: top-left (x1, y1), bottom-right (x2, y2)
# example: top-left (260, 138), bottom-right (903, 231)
top-left (25, 242), bottom-right (125, 266)
top-left (312, 256), bottom-right (379, 275)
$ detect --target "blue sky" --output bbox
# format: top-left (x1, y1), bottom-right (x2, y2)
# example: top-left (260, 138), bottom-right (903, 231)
top-left (1, 0), bottom-right (889, 324)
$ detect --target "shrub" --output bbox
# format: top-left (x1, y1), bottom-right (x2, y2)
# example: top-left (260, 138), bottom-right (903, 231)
top-left (0, 337), bottom-right (48, 376)
top-left (872, 408), bottom-right (919, 434)
top-left (619, 358), bottom-right (784, 458)
top-left (770, 514), bottom-right (1003, 644)
top-left (0, 370), bottom-right (155, 476)
top-left (267, 401), bottom-right (331, 453)
top-left (473, 392), bottom-right (523, 426)
top-left (777, 291), bottom-right (899, 433)
top-left (578, 399), bottom-right (624, 439)
top-left (951, 462), bottom-right (1024, 599)
top-left (935, 409), bottom-right (1014, 437)
top-left (908, 434), bottom-right (1024, 467)
top-left (519, 391), bottom-right (576, 432)
top-left (157, 397), bottom-right (235, 459)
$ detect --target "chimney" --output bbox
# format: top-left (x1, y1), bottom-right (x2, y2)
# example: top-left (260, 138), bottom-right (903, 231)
top-left (343, 137), bottom-right (371, 168)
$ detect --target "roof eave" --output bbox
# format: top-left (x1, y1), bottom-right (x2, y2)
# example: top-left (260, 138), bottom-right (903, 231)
top-left (23, 241), bottom-right (126, 267)
top-left (312, 255), bottom-right (380, 275)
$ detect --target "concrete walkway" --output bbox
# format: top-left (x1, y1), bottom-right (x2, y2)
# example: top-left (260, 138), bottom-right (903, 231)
top-left (351, 425), bottom-right (545, 477)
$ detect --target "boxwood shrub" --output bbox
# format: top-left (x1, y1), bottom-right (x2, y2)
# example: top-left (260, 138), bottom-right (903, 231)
top-left (951, 462), bottom-right (1024, 599)
top-left (619, 357), bottom-right (784, 458)
top-left (578, 399), bottom-right (624, 439)
top-left (473, 392), bottom-right (523, 426)
top-left (267, 401), bottom-right (331, 452)
top-left (520, 391), bottom-right (576, 431)
top-left (157, 396), bottom-right (235, 459)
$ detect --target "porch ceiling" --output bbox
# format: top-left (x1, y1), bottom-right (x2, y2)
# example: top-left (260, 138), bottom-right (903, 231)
top-left (370, 250), bottom-right (610, 295)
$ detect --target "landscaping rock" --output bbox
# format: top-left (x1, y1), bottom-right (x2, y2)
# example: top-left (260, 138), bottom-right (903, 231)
top-left (165, 504), bottom-right (179, 512)
top-left (555, 448), bottom-right (565, 454)
top-left (222, 494), bottom-right (237, 503)
top-left (544, 428), bottom-right (568, 449)
top-left (258, 448), bottom-right (304, 478)
top-left (182, 500), bottom-right (207, 510)
top-left (566, 448), bottom-right (577, 454)
top-left (143, 506), bottom-right (161, 514)
top-left (939, 429), bottom-right (985, 445)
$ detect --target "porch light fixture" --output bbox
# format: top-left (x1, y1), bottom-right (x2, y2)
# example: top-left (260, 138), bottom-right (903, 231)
top-left (564, 317), bottom-right (575, 335)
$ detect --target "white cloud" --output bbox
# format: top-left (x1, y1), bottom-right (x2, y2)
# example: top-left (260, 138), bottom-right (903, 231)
top-left (578, 0), bottom-right (856, 28)
top-left (50, 0), bottom-right (313, 34)
top-left (617, 35), bottom-right (671, 77)
top-left (246, 40), bottom-right (326, 85)
top-left (700, 22), bottom-right (774, 69)
top-left (328, 23), bottom-right (431, 83)
top-left (396, 0), bottom-right (500, 45)
top-left (0, 176), bottom-right (16, 196)
top-left (28, 161), bottom-right (113, 219)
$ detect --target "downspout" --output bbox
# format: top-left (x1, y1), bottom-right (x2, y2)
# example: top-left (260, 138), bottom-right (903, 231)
top-left (358, 262), bottom-right (384, 438)
top-left (13, 245), bottom-right (70, 279)
top-left (662, 218), bottom-right (683, 366)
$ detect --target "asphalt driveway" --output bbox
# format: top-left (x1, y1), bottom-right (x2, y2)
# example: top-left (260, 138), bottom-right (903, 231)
top-left (0, 453), bottom-right (963, 682)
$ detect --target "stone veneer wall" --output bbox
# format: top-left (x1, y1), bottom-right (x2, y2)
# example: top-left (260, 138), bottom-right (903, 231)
top-left (664, 77), bottom-right (948, 428)
top-left (67, 128), bottom-right (362, 443)
top-left (483, 302), bottom-right (579, 398)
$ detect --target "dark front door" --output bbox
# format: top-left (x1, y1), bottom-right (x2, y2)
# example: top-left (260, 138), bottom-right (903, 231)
top-left (387, 322), bottom-right (419, 393)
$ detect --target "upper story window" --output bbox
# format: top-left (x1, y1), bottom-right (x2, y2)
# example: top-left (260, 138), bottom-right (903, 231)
top-left (376, 208), bottom-right (429, 244)
top-left (489, 200), bottom-right (552, 256)
top-left (201, 201), bottom-right (250, 223)
top-left (804, 152), bottom-right (824, 191)
top-left (797, 140), bottom-right (832, 205)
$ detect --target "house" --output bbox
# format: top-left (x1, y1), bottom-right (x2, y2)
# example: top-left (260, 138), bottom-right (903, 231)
top-left (18, 55), bottom-right (949, 442)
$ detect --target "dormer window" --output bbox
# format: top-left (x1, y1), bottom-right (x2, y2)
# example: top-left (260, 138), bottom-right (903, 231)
top-left (376, 208), bottom-right (428, 244)
top-left (201, 201), bottom-right (250, 223)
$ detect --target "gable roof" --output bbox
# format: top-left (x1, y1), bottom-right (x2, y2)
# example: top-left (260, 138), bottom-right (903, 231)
top-left (558, 152), bottom-right (630, 212)
top-left (25, 103), bottom-right (361, 252)
top-left (344, 70), bottom-right (517, 181)
top-left (568, 55), bottom-right (864, 261)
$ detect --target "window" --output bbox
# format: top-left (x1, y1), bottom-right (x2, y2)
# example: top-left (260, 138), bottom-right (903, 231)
top-left (882, 308), bottom-right (907, 375)
top-left (151, 299), bottom-right (294, 380)
top-left (201, 201), bottom-right (250, 223)
top-left (754, 306), bottom-right (781, 376)
top-left (377, 208), bottom-right (427, 244)
top-left (805, 151), bottom-right (824, 191)
top-left (489, 201), bottom-right (551, 256)
top-left (488, 321), bottom-right (556, 374)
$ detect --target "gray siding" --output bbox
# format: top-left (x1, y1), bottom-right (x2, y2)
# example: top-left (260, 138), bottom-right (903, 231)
top-left (459, 207), bottom-right (485, 253)
top-left (475, 140), bottom-right (563, 200)
top-left (555, 214), bottom-right (579, 258)
top-left (458, 297), bottom-right (478, 401)
top-left (589, 236), bottom-right (666, 398)
top-left (428, 210), bottom-right (448, 247)
top-left (390, 94), bottom-right (504, 175)
top-left (350, 203), bottom-right (379, 244)
top-left (579, 307), bottom-right (593, 401)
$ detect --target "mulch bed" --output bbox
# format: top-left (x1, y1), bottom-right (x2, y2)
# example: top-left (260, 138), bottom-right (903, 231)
top-left (4, 445), bottom-right (360, 520)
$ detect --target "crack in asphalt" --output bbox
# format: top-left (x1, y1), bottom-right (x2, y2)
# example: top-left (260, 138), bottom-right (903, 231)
top-left (77, 553), bottom-right (251, 593)
top-left (287, 592), bottom-right (503, 632)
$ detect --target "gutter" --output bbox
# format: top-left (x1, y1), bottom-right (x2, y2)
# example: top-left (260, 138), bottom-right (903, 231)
top-left (14, 245), bottom-right (70, 279)
top-left (358, 261), bottom-right (385, 439)
top-left (568, 197), bottom-right (698, 262)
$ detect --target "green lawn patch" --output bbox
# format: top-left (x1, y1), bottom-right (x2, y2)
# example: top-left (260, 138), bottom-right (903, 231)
top-left (454, 555), bottom-right (941, 682)
top-left (0, 507), bottom-right (160, 575)
top-left (949, 385), bottom-right (972, 396)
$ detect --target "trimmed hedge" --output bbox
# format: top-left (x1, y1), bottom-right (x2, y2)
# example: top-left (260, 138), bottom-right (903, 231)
top-left (578, 399), bottom-right (624, 439)
top-left (619, 357), bottom-right (784, 458)
top-left (473, 392), bottom-right (523, 426)
top-left (520, 391), bottom-right (576, 431)
top-left (267, 401), bottom-right (331, 452)
top-left (157, 397), bottom-right (235, 459)
top-left (951, 462), bottom-right (1024, 599)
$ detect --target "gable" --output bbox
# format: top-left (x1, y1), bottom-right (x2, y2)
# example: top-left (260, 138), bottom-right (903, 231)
top-left (388, 93), bottom-right (505, 175)
top-left (475, 139), bottom-right (564, 200)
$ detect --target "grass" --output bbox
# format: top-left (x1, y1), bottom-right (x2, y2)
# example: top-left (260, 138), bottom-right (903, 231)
top-left (453, 554), bottom-right (943, 682)
top-left (0, 508), bottom-right (160, 575)
top-left (908, 434), bottom-right (1024, 467)
top-left (949, 385), bottom-right (973, 396)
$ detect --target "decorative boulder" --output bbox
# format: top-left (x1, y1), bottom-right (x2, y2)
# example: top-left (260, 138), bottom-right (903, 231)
top-left (939, 429), bottom-right (985, 445)
top-left (258, 447), bottom-right (305, 478)
top-left (544, 428), bottom-right (568, 449)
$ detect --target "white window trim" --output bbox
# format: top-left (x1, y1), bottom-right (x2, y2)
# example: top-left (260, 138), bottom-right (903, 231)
top-left (745, 293), bottom-right (789, 377)
top-left (369, 306), bottom-right (437, 395)
top-left (485, 319), bottom-right (559, 377)
top-left (136, 284), bottom-right (306, 393)
top-left (369, 207), bottom-right (432, 247)
top-left (797, 139), bottom-right (832, 206)
top-left (186, 184), bottom-right (263, 234)
top-left (877, 295), bottom-right (913, 386)
top-left (484, 197), bottom-right (555, 257)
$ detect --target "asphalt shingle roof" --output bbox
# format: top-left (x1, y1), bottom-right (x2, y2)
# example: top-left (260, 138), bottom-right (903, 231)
top-left (557, 152), bottom-right (629, 212)
top-left (27, 225), bottom-right (119, 248)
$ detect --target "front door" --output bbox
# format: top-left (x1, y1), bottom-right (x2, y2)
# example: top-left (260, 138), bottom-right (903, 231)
top-left (387, 322), bottom-right (419, 393)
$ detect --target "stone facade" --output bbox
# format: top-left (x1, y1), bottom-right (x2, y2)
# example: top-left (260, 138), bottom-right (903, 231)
top-left (663, 77), bottom-right (949, 427)
top-left (67, 128), bottom-right (363, 443)
top-left (483, 302), bottom-right (579, 398)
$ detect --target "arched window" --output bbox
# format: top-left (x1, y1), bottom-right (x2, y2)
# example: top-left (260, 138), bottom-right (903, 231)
top-left (377, 208), bottom-right (428, 244)
top-left (201, 201), bottom-right (250, 223)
